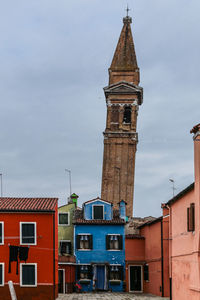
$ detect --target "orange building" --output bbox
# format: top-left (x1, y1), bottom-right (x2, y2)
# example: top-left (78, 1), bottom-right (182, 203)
top-left (162, 123), bottom-right (200, 300)
top-left (0, 197), bottom-right (58, 300)
top-left (125, 216), bottom-right (170, 297)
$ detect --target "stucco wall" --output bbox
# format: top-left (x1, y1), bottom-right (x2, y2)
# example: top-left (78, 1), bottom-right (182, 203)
top-left (58, 203), bottom-right (75, 254)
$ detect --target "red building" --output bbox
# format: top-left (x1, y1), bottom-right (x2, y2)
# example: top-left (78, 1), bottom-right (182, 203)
top-left (125, 216), bottom-right (170, 297)
top-left (0, 197), bottom-right (58, 300)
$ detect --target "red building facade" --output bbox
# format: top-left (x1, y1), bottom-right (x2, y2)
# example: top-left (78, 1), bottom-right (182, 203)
top-left (0, 198), bottom-right (58, 300)
top-left (125, 216), bottom-right (170, 297)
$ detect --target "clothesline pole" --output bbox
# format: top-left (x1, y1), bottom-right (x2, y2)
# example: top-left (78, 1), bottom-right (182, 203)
top-left (8, 281), bottom-right (17, 300)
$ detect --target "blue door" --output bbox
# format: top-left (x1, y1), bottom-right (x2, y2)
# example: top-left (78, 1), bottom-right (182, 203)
top-left (96, 266), bottom-right (105, 290)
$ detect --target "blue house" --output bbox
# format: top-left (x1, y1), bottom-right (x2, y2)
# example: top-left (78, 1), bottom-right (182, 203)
top-left (74, 197), bottom-right (126, 292)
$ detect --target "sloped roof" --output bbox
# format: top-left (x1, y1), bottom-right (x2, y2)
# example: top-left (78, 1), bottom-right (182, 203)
top-left (163, 183), bottom-right (194, 207)
top-left (83, 197), bottom-right (113, 205)
top-left (110, 16), bottom-right (138, 71)
top-left (137, 216), bottom-right (163, 229)
top-left (73, 208), bottom-right (125, 225)
top-left (0, 197), bottom-right (58, 212)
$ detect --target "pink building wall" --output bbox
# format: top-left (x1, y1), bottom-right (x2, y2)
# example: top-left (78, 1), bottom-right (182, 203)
top-left (164, 124), bottom-right (200, 300)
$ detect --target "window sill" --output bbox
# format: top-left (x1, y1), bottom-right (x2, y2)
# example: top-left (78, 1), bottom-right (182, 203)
top-left (20, 285), bottom-right (37, 288)
top-left (107, 249), bottom-right (121, 251)
top-left (79, 279), bottom-right (91, 284)
top-left (77, 249), bottom-right (92, 251)
top-left (109, 280), bottom-right (121, 285)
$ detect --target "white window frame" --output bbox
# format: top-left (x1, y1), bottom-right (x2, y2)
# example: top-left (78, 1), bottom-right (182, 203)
top-left (0, 263), bottom-right (4, 286)
top-left (20, 263), bottom-right (37, 287)
top-left (77, 233), bottom-right (92, 251)
top-left (0, 222), bottom-right (4, 245)
top-left (20, 222), bottom-right (37, 246)
top-left (92, 204), bottom-right (104, 220)
top-left (58, 212), bottom-right (70, 226)
top-left (107, 234), bottom-right (121, 251)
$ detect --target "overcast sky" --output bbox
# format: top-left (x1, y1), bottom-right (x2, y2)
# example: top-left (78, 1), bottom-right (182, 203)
top-left (0, 0), bottom-right (199, 217)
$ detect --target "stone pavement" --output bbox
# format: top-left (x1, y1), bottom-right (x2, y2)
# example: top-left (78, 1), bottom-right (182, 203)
top-left (57, 293), bottom-right (169, 300)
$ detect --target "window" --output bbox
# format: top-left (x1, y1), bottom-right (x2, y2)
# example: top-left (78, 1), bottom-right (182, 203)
top-left (123, 106), bottom-right (131, 123)
top-left (106, 235), bottom-right (123, 250)
top-left (0, 263), bottom-right (4, 286)
top-left (20, 222), bottom-right (36, 245)
top-left (109, 265), bottom-right (123, 282)
top-left (187, 203), bottom-right (195, 232)
top-left (0, 222), bottom-right (4, 245)
top-left (77, 265), bottom-right (92, 281)
top-left (93, 205), bottom-right (104, 220)
top-left (144, 264), bottom-right (149, 281)
top-left (20, 264), bottom-right (37, 287)
top-left (111, 105), bottom-right (119, 123)
top-left (59, 213), bottom-right (69, 226)
top-left (60, 241), bottom-right (71, 255)
top-left (76, 234), bottom-right (93, 250)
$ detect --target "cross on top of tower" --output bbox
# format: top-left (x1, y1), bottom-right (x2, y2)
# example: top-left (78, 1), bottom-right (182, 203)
top-left (126, 5), bottom-right (130, 17)
top-left (123, 5), bottom-right (132, 24)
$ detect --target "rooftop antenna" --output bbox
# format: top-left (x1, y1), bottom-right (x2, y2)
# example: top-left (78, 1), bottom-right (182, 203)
top-left (65, 169), bottom-right (72, 197)
top-left (169, 179), bottom-right (176, 198)
top-left (0, 173), bottom-right (2, 197)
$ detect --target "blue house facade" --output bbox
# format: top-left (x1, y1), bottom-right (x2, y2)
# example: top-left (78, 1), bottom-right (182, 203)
top-left (74, 198), bottom-right (125, 292)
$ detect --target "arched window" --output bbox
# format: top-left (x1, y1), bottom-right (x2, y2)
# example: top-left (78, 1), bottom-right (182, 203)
top-left (123, 106), bottom-right (131, 123)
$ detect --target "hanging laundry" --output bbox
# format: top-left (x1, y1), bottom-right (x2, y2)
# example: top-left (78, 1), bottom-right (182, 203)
top-left (9, 245), bottom-right (19, 275)
top-left (19, 246), bottom-right (29, 262)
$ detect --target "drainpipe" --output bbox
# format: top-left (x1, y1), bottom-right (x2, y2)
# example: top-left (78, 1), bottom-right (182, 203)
top-left (161, 219), bottom-right (164, 297)
top-left (53, 212), bottom-right (56, 300)
top-left (166, 205), bottom-right (172, 300)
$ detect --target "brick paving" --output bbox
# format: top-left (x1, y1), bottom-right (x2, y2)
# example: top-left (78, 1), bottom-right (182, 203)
top-left (57, 293), bottom-right (169, 300)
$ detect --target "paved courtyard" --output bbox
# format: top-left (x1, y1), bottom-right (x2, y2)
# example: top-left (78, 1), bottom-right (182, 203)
top-left (57, 293), bottom-right (169, 300)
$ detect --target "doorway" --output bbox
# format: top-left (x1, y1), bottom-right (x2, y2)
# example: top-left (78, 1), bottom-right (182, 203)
top-left (129, 265), bottom-right (142, 292)
top-left (96, 265), bottom-right (105, 290)
top-left (58, 269), bottom-right (65, 293)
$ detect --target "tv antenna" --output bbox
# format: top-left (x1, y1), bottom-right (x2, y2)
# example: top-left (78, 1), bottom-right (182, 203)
top-left (169, 178), bottom-right (176, 198)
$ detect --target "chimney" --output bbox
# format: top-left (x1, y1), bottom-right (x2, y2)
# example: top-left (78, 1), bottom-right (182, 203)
top-left (68, 193), bottom-right (79, 207)
top-left (190, 124), bottom-right (200, 187)
top-left (119, 200), bottom-right (127, 221)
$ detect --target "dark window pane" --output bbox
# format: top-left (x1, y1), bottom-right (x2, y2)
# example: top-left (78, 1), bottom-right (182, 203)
top-left (22, 265), bottom-right (35, 286)
top-left (144, 265), bottom-right (149, 281)
top-left (93, 206), bottom-right (103, 220)
top-left (0, 223), bottom-right (2, 244)
top-left (123, 106), bottom-right (131, 123)
top-left (60, 241), bottom-right (71, 255)
top-left (22, 224), bottom-right (35, 244)
top-left (59, 213), bottom-right (69, 225)
top-left (0, 265), bottom-right (2, 285)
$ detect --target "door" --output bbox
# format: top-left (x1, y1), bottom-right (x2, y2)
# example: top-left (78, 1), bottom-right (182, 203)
top-left (58, 269), bottom-right (65, 293)
top-left (96, 266), bottom-right (105, 290)
top-left (129, 266), bottom-right (142, 292)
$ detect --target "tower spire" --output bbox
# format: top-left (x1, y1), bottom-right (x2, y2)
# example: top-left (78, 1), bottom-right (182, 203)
top-left (109, 12), bottom-right (139, 85)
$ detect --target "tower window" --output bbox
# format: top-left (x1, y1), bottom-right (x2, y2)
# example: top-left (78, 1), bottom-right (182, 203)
top-left (111, 105), bottom-right (119, 123)
top-left (123, 106), bottom-right (131, 123)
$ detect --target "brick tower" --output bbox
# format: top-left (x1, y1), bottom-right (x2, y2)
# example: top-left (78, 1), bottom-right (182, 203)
top-left (101, 14), bottom-right (143, 217)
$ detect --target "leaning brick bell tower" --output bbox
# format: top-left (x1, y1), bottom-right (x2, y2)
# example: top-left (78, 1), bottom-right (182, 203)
top-left (101, 13), bottom-right (143, 217)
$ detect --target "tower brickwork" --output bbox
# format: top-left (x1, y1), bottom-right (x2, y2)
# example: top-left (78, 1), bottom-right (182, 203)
top-left (101, 16), bottom-right (143, 217)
